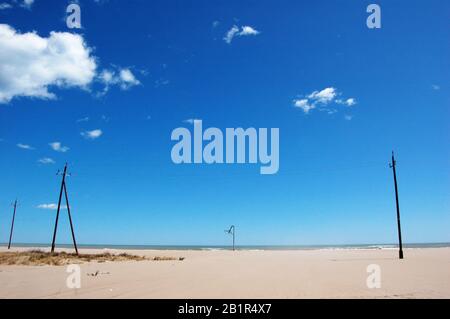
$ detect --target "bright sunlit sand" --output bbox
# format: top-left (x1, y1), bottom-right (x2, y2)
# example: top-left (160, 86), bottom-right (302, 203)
top-left (0, 246), bottom-right (449, 299)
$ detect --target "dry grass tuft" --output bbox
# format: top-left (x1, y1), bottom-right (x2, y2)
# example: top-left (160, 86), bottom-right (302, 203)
top-left (0, 250), bottom-right (183, 266)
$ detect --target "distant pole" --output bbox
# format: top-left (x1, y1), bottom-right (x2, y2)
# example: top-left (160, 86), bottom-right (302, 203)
top-left (8, 199), bottom-right (18, 249)
top-left (51, 163), bottom-right (79, 255)
top-left (390, 152), bottom-right (404, 259)
top-left (233, 226), bottom-right (235, 251)
top-left (225, 225), bottom-right (235, 251)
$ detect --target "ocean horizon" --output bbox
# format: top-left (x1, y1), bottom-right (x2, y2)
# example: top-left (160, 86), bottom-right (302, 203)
top-left (2, 242), bottom-right (449, 251)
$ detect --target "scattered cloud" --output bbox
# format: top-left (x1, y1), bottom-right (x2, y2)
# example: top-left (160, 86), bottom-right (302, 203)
top-left (38, 157), bottom-right (55, 164)
top-left (76, 117), bottom-right (89, 123)
top-left (336, 98), bottom-right (356, 106)
top-left (0, 1), bottom-right (33, 10)
top-left (239, 26), bottom-right (260, 36)
top-left (0, 24), bottom-right (142, 103)
top-left (0, 3), bottom-right (12, 10)
top-left (224, 25), bottom-right (239, 44)
top-left (49, 142), bottom-right (69, 152)
top-left (119, 69), bottom-right (140, 89)
top-left (293, 87), bottom-right (357, 117)
top-left (212, 20), bottom-right (220, 28)
top-left (308, 87), bottom-right (337, 104)
top-left (98, 67), bottom-right (140, 95)
top-left (20, 0), bottom-right (34, 9)
top-left (17, 143), bottom-right (34, 150)
top-left (224, 25), bottom-right (260, 44)
top-left (344, 115), bottom-right (353, 121)
top-left (81, 129), bottom-right (103, 140)
top-left (0, 24), bottom-right (97, 103)
top-left (37, 203), bottom-right (66, 210)
top-left (294, 99), bottom-right (315, 114)
top-left (432, 84), bottom-right (440, 90)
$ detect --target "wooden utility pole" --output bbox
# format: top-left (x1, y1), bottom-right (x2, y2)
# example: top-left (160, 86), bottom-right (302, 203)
top-left (225, 225), bottom-right (235, 251)
top-left (390, 152), bottom-right (404, 259)
top-left (51, 163), bottom-right (79, 255)
top-left (8, 199), bottom-right (18, 249)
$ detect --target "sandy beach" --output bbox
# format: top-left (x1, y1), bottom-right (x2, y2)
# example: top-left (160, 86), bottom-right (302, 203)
top-left (0, 247), bottom-right (449, 299)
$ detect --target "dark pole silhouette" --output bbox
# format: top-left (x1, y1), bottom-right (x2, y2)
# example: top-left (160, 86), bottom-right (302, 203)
top-left (225, 225), bottom-right (235, 251)
top-left (8, 199), bottom-right (18, 249)
top-left (51, 163), bottom-right (79, 255)
top-left (63, 181), bottom-right (78, 255)
top-left (390, 152), bottom-right (404, 259)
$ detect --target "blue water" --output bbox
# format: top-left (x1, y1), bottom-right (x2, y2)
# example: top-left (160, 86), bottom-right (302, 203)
top-left (1, 243), bottom-right (449, 251)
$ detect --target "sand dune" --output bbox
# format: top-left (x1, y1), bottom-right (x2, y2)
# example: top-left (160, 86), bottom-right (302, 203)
top-left (0, 247), bottom-right (449, 299)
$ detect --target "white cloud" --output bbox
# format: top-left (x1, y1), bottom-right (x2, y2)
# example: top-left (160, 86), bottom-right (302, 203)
top-left (38, 157), bottom-right (55, 164)
top-left (0, 24), bottom-right (97, 103)
top-left (224, 25), bottom-right (239, 44)
top-left (17, 143), bottom-right (34, 150)
top-left (344, 115), bottom-right (353, 121)
top-left (337, 98), bottom-right (356, 106)
top-left (293, 87), bottom-right (357, 117)
top-left (37, 203), bottom-right (66, 210)
top-left (20, 0), bottom-right (34, 9)
top-left (239, 26), bottom-right (260, 36)
top-left (119, 69), bottom-right (140, 89)
top-left (0, 24), bottom-right (140, 103)
top-left (308, 87), bottom-right (337, 104)
top-left (345, 98), bottom-right (356, 106)
top-left (293, 99), bottom-right (315, 114)
top-left (49, 142), bottom-right (69, 152)
top-left (98, 67), bottom-right (140, 94)
top-left (0, 3), bottom-right (12, 10)
top-left (224, 25), bottom-right (260, 44)
top-left (76, 116), bottom-right (89, 123)
top-left (81, 129), bottom-right (102, 140)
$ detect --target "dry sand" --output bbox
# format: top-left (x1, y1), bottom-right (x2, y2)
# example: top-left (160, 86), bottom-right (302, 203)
top-left (0, 246), bottom-right (449, 299)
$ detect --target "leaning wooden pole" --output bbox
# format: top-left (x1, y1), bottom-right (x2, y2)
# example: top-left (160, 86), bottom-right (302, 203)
top-left (51, 164), bottom-right (67, 254)
top-left (63, 180), bottom-right (79, 255)
top-left (390, 151), bottom-right (404, 259)
top-left (7, 199), bottom-right (18, 249)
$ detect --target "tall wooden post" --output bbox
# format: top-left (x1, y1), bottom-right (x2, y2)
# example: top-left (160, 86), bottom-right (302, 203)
top-left (8, 199), bottom-right (17, 249)
top-left (51, 163), bottom-right (79, 255)
top-left (390, 152), bottom-right (404, 259)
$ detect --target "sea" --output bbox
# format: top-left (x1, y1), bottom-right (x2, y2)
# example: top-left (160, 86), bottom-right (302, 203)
top-left (1, 243), bottom-right (449, 251)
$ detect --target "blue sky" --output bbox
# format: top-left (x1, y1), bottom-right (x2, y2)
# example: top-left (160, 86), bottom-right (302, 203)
top-left (0, 0), bottom-right (448, 246)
